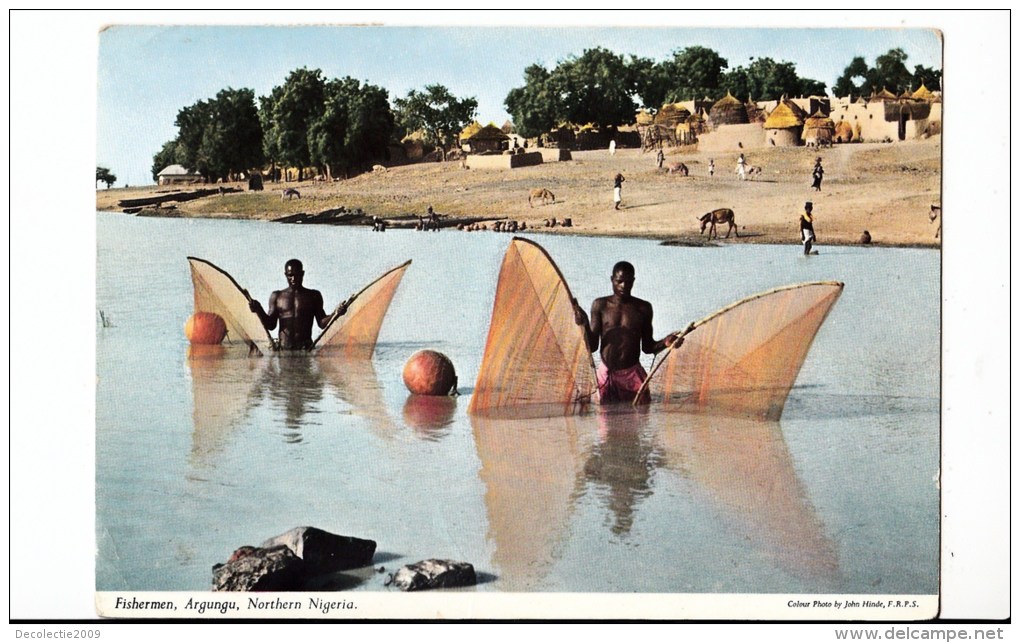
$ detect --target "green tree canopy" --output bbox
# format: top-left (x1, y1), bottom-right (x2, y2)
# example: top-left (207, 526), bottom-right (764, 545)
top-left (155, 87), bottom-right (263, 182)
top-left (96, 166), bottom-right (117, 189)
top-left (657, 46), bottom-right (730, 103)
top-left (911, 64), bottom-right (942, 92)
top-left (833, 56), bottom-right (870, 97)
top-left (308, 77), bottom-right (395, 179)
top-left (504, 64), bottom-right (562, 138)
top-left (723, 57), bottom-right (826, 100)
top-left (833, 49), bottom-right (937, 97)
top-left (260, 68), bottom-right (327, 179)
top-left (394, 84), bottom-right (478, 157)
top-left (553, 47), bottom-right (637, 128)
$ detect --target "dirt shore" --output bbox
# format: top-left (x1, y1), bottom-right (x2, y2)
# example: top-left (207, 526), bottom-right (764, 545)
top-left (97, 136), bottom-right (942, 248)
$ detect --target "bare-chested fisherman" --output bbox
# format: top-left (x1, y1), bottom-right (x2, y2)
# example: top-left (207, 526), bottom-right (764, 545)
top-left (573, 261), bottom-right (681, 404)
top-left (249, 259), bottom-right (346, 350)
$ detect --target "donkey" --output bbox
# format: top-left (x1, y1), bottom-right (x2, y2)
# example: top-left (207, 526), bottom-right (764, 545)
top-left (698, 208), bottom-right (738, 239)
top-left (529, 188), bottom-right (555, 207)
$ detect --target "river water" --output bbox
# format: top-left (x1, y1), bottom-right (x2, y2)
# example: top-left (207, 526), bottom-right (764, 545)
top-left (96, 212), bottom-right (939, 595)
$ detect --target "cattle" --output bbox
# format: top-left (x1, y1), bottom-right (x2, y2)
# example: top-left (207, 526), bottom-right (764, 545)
top-left (282, 188), bottom-right (300, 200)
top-left (667, 162), bottom-right (689, 176)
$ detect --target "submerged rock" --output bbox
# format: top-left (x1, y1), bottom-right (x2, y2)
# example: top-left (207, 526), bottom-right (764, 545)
top-left (212, 545), bottom-right (307, 591)
top-left (388, 559), bottom-right (477, 591)
top-left (260, 526), bottom-right (376, 573)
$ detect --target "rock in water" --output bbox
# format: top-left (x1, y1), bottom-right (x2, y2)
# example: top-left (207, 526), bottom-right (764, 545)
top-left (211, 545), bottom-right (307, 591)
top-left (260, 526), bottom-right (376, 573)
top-left (389, 559), bottom-right (477, 591)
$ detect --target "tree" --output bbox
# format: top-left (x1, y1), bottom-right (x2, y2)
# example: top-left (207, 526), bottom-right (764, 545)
top-left (394, 84), bottom-right (477, 159)
top-left (260, 68), bottom-right (326, 180)
top-left (96, 166), bottom-right (117, 189)
top-left (552, 47), bottom-right (637, 129)
top-left (161, 87), bottom-right (264, 182)
top-left (657, 46), bottom-right (729, 103)
top-left (870, 48), bottom-right (913, 94)
top-left (308, 77), bottom-right (395, 179)
top-left (833, 56), bottom-right (870, 97)
top-left (722, 57), bottom-right (817, 101)
top-left (504, 64), bottom-right (562, 138)
top-left (911, 64), bottom-right (942, 92)
top-left (151, 140), bottom-right (181, 182)
top-left (628, 55), bottom-right (669, 110)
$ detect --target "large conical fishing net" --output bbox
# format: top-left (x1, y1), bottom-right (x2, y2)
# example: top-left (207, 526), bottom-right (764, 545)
top-left (469, 238), bottom-right (597, 417)
top-left (188, 257), bottom-right (273, 348)
top-left (639, 282), bottom-right (843, 420)
top-left (313, 260), bottom-right (411, 358)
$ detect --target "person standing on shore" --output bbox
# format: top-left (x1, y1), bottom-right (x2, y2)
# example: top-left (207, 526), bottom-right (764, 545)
top-left (656, 149), bottom-right (665, 169)
top-left (736, 153), bottom-right (747, 180)
top-left (811, 157), bottom-right (824, 191)
top-left (609, 139), bottom-right (617, 156)
top-left (800, 202), bottom-right (818, 255)
top-left (613, 173), bottom-right (625, 210)
top-left (708, 159), bottom-right (715, 177)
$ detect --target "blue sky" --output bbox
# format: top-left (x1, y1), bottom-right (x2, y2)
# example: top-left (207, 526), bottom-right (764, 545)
top-left (97, 20), bottom-right (942, 187)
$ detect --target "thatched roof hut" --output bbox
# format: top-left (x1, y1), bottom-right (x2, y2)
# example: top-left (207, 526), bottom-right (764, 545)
top-left (911, 83), bottom-right (935, 102)
top-left (764, 102), bottom-right (803, 130)
top-left (459, 121), bottom-right (483, 144)
top-left (654, 103), bottom-right (690, 127)
top-left (501, 120), bottom-right (516, 135)
top-left (636, 109), bottom-right (654, 126)
top-left (708, 91), bottom-right (750, 127)
top-left (803, 110), bottom-right (836, 145)
top-left (834, 120), bottom-right (855, 143)
top-left (870, 87), bottom-right (899, 102)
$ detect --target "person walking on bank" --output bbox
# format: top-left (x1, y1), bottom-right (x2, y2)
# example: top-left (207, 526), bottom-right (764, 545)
top-left (708, 159), bottom-right (715, 177)
top-left (800, 201), bottom-right (818, 255)
top-left (812, 157), bottom-right (824, 191)
top-left (736, 153), bottom-right (747, 180)
top-left (613, 173), bottom-right (625, 210)
top-left (656, 149), bottom-right (665, 169)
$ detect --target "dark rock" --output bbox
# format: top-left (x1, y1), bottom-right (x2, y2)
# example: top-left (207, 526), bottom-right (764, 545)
top-left (260, 526), bottom-right (376, 574)
top-left (388, 559), bottom-right (477, 591)
top-left (211, 545), bottom-right (307, 591)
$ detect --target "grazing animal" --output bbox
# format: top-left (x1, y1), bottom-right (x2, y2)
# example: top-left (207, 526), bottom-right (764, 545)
top-left (697, 208), bottom-right (738, 239)
top-left (529, 188), bottom-right (555, 207)
top-left (747, 165), bottom-right (763, 179)
top-left (930, 204), bottom-right (941, 238)
top-left (282, 188), bottom-right (301, 200)
top-left (667, 162), bottom-right (689, 176)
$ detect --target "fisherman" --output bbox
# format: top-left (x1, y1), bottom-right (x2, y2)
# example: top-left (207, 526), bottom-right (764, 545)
top-left (249, 259), bottom-right (347, 350)
top-left (573, 261), bottom-right (681, 404)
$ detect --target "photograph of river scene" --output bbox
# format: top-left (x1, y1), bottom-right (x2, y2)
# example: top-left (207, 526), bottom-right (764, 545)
top-left (91, 21), bottom-right (944, 619)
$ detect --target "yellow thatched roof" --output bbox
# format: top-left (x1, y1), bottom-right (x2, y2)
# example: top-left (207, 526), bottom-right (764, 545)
top-left (834, 120), bottom-right (854, 140)
top-left (636, 109), bottom-right (653, 125)
top-left (763, 102), bottom-right (803, 129)
top-left (804, 110), bottom-right (835, 130)
top-left (712, 91), bottom-right (743, 110)
top-left (467, 123), bottom-right (510, 141)
top-left (911, 83), bottom-right (934, 101)
top-left (871, 87), bottom-right (898, 101)
top-left (460, 121), bottom-right (483, 139)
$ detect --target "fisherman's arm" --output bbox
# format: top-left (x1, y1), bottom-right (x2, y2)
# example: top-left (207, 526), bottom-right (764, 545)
top-left (249, 291), bottom-right (278, 330)
top-left (642, 304), bottom-right (681, 354)
top-left (572, 298), bottom-right (599, 352)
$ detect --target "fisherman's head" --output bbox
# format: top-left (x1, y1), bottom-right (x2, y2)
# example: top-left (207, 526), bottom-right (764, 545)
top-left (611, 261), bottom-right (635, 297)
top-left (285, 259), bottom-right (304, 287)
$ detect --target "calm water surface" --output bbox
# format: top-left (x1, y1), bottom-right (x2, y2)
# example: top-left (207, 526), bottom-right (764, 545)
top-left (96, 212), bottom-right (939, 594)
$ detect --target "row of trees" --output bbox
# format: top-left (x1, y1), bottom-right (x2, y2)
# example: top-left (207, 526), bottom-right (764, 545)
top-left (152, 47), bottom-right (942, 182)
top-left (505, 46), bottom-right (941, 138)
top-left (152, 69), bottom-right (477, 183)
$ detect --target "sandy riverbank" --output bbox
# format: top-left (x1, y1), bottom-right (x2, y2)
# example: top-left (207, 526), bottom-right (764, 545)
top-left (97, 136), bottom-right (942, 248)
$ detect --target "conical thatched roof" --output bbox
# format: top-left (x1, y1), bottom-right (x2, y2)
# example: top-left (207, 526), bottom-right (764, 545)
top-left (764, 102), bottom-right (803, 129)
top-left (709, 91), bottom-right (749, 125)
top-left (834, 120), bottom-right (854, 141)
top-left (501, 120), bottom-right (516, 134)
top-left (636, 109), bottom-right (654, 125)
top-left (911, 83), bottom-right (935, 101)
top-left (871, 87), bottom-right (898, 102)
top-left (460, 121), bottom-right (483, 139)
top-left (467, 123), bottom-right (510, 141)
top-left (804, 110), bottom-right (835, 129)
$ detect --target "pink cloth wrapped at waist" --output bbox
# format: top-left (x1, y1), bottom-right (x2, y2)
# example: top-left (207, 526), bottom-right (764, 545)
top-left (596, 362), bottom-right (650, 404)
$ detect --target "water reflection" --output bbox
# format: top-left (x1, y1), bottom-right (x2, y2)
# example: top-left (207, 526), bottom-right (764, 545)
top-left (580, 409), bottom-right (662, 537)
top-left (471, 413), bottom-right (594, 590)
top-left (188, 349), bottom-right (397, 460)
top-left (655, 414), bottom-right (840, 583)
top-left (402, 395), bottom-right (458, 441)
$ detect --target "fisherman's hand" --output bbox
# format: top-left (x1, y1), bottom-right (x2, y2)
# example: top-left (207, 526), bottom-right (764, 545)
top-left (572, 299), bottom-right (588, 326)
top-left (336, 300), bottom-right (350, 317)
